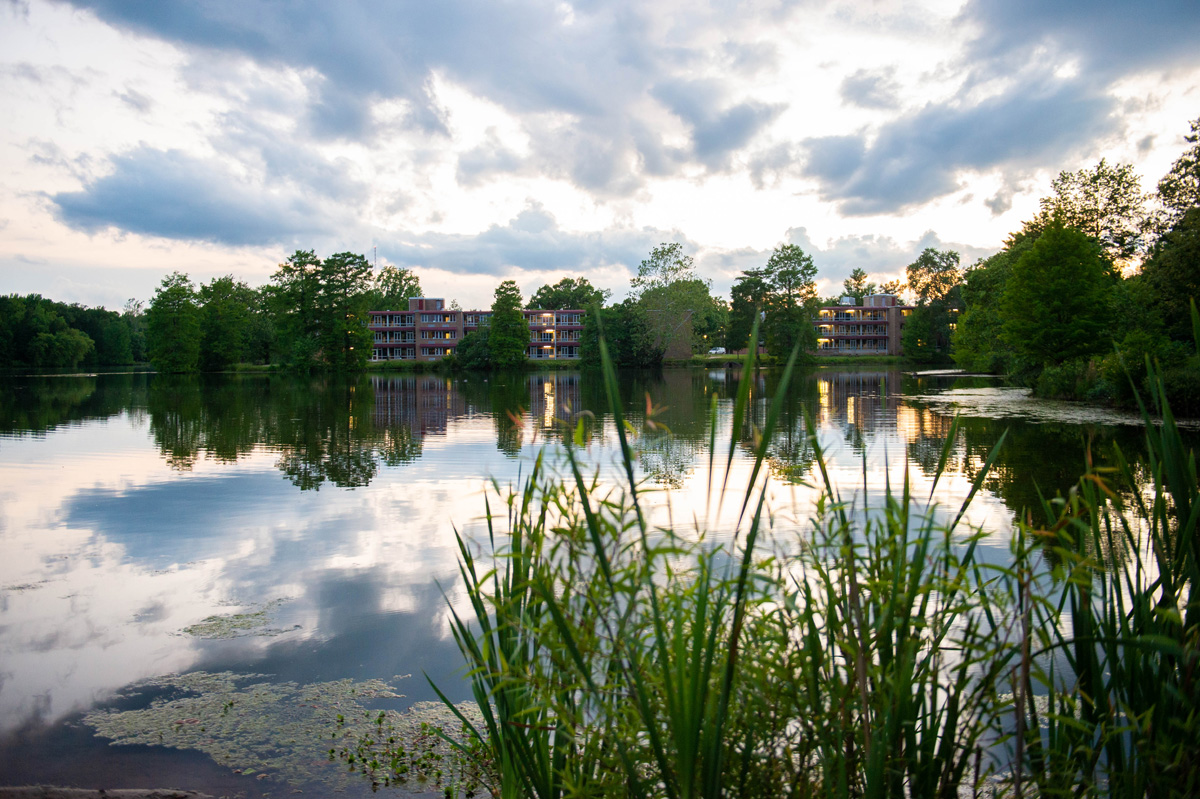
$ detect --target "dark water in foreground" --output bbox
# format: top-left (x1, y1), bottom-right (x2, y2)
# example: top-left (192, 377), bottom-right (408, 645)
top-left (0, 367), bottom-right (1186, 795)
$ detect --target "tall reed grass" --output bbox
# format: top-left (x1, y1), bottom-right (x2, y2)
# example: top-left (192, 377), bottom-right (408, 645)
top-left (430, 308), bottom-right (1199, 799)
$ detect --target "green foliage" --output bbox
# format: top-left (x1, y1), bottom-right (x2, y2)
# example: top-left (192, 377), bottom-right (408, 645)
top-left (761, 244), bottom-right (818, 357)
top-left (690, 294), bottom-right (729, 353)
top-left (728, 243), bottom-right (818, 358)
top-left (632, 243), bottom-right (715, 357)
top-left (198, 275), bottom-right (254, 371)
top-left (1028, 158), bottom-right (1149, 266)
top-left (725, 271), bottom-right (767, 352)
top-left (123, 298), bottom-right (148, 363)
top-left (435, 326), bottom-right (1024, 799)
top-left (366, 264), bottom-right (422, 311)
top-left (1142, 206), bottom-right (1200, 342)
top-left (952, 250), bottom-right (1019, 372)
top-left (842, 267), bottom-right (877, 303)
top-left (1155, 115), bottom-right (1200, 233)
top-left (454, 328), bottom-right (491, 370)
top-left (903, 248), bottom-right (960, 362)
top-left (147, 272), bottom-right (202, 373)
top-left (489, 279), bottom-right (530, 369)
top-left (1010, 357), bottom-right (1200, 799)
top-left (268, 250), bottom-right (323, 368)
top-left (317, 252), bottom-right (374, 371)
top-left (29, 327), bottom-right (94, 368)
top-left (528, 276), bottom-right (607, 310)
top-left (1002, 221), bottom-right (1115, 374)
top-left (906, 248), bottom-right (961, 305)
top-left (1033, 356), bottom-right (1104, 400)
top-left (901, 304), bottom-right (951, 364)
top-left (580, 299), bottom-right (662, 368)
top-left (0, 294), bottom-right (142, 368)
top-left (266, 250), bottom-right (373, 371)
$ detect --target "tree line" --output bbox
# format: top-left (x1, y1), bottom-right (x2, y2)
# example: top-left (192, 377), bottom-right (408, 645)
top-left (6, 114), bottom-right (1196, 391)
top-left (952, 116), bottom-right (1200, 413)
top-left (0, 294), bottom-right (145, 368)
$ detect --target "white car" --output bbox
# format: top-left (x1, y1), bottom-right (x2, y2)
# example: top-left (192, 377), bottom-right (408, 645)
top-left (708, 347), bottom-right (726, 355)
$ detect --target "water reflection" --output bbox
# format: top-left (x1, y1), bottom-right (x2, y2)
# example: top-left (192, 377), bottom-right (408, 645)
top-left (0, 366), bottom-right (1192, 794)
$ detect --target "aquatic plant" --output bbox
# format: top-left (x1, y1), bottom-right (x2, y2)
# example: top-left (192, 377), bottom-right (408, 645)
top-left (433, 312), bottom-right (1200, 798)
top-left (84, 672), bottom-right (480, 794)
top-left (1006, 313), bottom-right (1200, 799)
top-left (430, 322), bottom-right (1020, 799)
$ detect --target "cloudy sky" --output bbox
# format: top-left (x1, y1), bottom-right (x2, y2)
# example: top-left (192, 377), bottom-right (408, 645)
top-left (1, 0), bottom-right (1197, 311)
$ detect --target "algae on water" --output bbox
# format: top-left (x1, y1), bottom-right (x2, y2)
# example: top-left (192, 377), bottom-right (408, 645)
top-left (180, 598), bottom-right (299, 639)
top-left (83, 672), bottom-right (479, 794)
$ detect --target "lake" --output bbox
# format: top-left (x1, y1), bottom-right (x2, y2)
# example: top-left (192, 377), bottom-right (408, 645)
top-left (0, 366), bottom-right (1185, 795)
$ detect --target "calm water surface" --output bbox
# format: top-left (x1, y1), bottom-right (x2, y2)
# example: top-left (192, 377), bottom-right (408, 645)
top-left (0, 367), bottom-right (1183, 794)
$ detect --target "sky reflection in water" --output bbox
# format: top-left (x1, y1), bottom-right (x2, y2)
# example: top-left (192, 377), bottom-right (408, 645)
top-left (0, 367), bottom-right (1172, 790)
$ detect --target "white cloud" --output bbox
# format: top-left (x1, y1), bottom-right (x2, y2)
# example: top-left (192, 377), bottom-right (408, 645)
top-left (1, 0), bottom-right (1198, 308)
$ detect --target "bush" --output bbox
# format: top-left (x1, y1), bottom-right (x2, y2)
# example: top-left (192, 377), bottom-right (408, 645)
top-left (1162, 355), bottom-right (1200, 415)
top-left (1034, 357), bottom-right (1103, 400)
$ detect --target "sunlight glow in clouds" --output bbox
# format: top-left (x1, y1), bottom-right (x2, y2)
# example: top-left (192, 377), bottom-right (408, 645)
top-left (0, 0), bottom-right (1197, 309)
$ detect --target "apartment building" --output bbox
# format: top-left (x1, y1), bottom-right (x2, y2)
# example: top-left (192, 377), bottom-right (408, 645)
top-left (814, 294), bottom-right (913, 356)
top-left (368, 297), bottom-right (586, 362)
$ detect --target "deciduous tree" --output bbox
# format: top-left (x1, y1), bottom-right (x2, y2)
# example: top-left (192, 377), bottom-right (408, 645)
top-left (488, 280), bottom-right (529, 369)
top-left (529, 277), bottom-right (608, 310)
top-left (1141, 206), bottom-right (1200, 342)
top-left (726, 270), bottom-right (769, 352)
top-left (147, 272), bottom-right (201, 372)
top-left (1001, 221), bottom-right (1114, 371)
top-left (906, 248), bottom-right (961, 304)
top-left (1030, 159), bottom-right (1148, 266)
top-left (318, 252), bottom-right (373, 371)
top-left (198, 275), bottom-right (253, 371)
top-left (1155, 116), bottom-right (1200, 233)
top-left (368, 265), bottom-right (423, 310)
top-left (842, 268), bottom-right (877, 303)
top-left (268, 250), bottom-right (323, 368)
top-left (631, 243), bottom-right (714, 357)
top-left (758, 244), bottom-right (819, 357)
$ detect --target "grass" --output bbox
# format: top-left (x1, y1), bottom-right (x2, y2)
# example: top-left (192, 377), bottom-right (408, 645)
top-left (423, 307), bottom-right (1200, 798)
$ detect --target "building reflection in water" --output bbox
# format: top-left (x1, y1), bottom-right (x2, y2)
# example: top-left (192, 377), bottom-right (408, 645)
top-left (371, 375), bottom-right (467, 437)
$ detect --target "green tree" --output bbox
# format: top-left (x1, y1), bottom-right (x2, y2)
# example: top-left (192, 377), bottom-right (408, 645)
top-left (268, 250), bottom-right (323, 368)
top-left (879, 278), bottom-right (905, 298)
top-left (902, 249), bottom-right (961, 363)
top-left (842, 268), bottom-right (877, 303)
top-left (529, 277), bottom-right (608, 310)
top-left (631, 243), bottom-right (715, 357)
top-left (56, 304), bottom-right (132, 366)
top-left (692, 294), bottom-right (729, 353)
top-left (1141, 206), bottom-right (1200, 342)
top-left (123, 299), bottom-right (148, 363)
top-left (198, 275), bottom-right (253, 371)
top-left (367, 264), bottom-right (423, 310)
top-left (1155, 116), bottom-right (1200, 233)
top-left (581, 299), bottom-right (660, 368)
top-left (29, 328), bottom-right (94, 367)
top-left (906, 248), bottom-right (961, 304)
top-left (318, 252), bottom-right (374, 371)
top-left (1029, 159), bottom-right (1148, 266)
top-left (146, 272), bottom-right (201, 373)
top-left (489, 280), bottom-right (529, 369)
top-left (726, 270), bottom-right (769, 351)
top-left (951, 243), bottom-right (1030, 373)
top-left (455, 328), bottom-right (492, 370)
top-left (762, 244), bottom-right (819, 358)
top-left (1001, 221), bottom-right (1114, 372)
